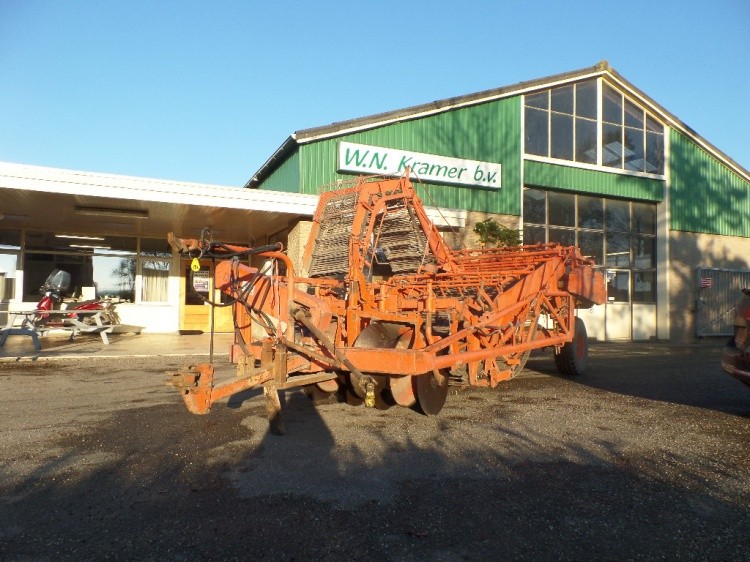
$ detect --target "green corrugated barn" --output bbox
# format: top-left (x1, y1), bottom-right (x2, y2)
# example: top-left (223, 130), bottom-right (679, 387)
top-left (246, 61), bottom-right (750, 343)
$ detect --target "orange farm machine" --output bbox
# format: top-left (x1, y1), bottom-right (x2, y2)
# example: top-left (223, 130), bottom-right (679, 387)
top-left (168, 172), bottom-right (606, 434)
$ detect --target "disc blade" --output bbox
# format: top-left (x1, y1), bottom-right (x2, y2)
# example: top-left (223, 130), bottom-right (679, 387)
top-left (415, 371), bottom-right (448, 415)
top-left (390, 375), bottom-right (416, 407)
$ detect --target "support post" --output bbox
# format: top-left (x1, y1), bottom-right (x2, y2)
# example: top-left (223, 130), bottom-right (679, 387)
top-left (264, 384), bottom-right (286, 436)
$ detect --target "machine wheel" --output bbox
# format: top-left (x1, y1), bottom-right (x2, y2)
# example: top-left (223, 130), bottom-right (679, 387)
top-left (353, 322), bottom-right (413, 410)
top-left (373, 388), bottom-right (396, 410)
top-left (515, 350), bottom-right (532, 373)
top-left (415, 370), bottom-right (449, 415)
top-left (493, 349), bottom-right (532, 381)
top-left (348, 371), bottom-right (395, 410)
top-left (390, 375), bottom-right (417, 407)
top-left (475, 315), bottom-right (539, 385)
top-left (554, 317), bottom-right (588, 376)
top-left (303, 383), bottom-right (338, 406)
top-left (511, 318), bottom-right (539, 375)
top-left (345, 387), bottom-right (365, 406)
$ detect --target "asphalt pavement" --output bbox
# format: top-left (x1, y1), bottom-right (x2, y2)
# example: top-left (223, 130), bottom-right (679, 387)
top-left (0, 336), bottom-right (748, 560)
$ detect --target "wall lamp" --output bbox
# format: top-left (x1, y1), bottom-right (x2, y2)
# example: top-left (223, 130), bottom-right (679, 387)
top-left (74, 205), bottom-right (149, 219)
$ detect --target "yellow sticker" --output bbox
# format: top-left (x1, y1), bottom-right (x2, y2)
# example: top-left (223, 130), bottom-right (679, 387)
top-left (190, 258), bottom-right (201, 272)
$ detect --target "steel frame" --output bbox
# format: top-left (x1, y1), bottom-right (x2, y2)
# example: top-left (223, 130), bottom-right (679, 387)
top-left (167, 172), bottom-right (606, 429)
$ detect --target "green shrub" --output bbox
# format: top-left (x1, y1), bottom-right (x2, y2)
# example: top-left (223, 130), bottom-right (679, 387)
top-left (473, 218), bottom-right (520, 248)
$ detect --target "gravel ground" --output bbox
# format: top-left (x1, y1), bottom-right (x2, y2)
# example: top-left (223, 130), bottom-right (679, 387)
top-left (0, 342), bottom-right (748, 560)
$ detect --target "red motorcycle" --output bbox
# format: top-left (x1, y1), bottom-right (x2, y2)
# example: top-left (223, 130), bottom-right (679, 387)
top-left (32, 269), bottom-right (119, 327)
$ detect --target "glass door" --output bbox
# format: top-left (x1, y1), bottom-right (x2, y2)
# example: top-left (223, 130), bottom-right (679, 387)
top-left (179, 260), bottom-right (233, 333)
top-left (605, 269), bottom-right (631, 340)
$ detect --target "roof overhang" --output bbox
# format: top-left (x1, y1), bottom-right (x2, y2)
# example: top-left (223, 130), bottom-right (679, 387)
top-left (0, 161), bottom-right (317, 242)
top-left (0, 162), bottom-right (466, 243)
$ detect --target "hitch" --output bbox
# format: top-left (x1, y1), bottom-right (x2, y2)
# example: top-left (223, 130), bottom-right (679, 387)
top-left (167, 358), bottom-right (290, 434)
top-left (168, 364), bottom-right (215, 414)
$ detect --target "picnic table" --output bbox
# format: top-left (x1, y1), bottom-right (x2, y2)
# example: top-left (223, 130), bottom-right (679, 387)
top-left (0, 308), bottom-right (142, 349)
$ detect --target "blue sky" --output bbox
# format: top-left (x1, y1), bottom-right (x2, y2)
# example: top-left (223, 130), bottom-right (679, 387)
top-left (0, 1), bottom-right (748, 186)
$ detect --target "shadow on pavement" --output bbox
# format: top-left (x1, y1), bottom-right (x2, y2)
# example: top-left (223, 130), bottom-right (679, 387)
top-left (2, 376), bottom-right (748, 560)
top-left (526, 341), bottom-right (750, 417)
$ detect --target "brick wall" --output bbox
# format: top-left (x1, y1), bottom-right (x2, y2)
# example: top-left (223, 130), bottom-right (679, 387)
top-left (441, 211), bottom-right (520, 249)
top-left (669, 231), bottom-right (750, 342)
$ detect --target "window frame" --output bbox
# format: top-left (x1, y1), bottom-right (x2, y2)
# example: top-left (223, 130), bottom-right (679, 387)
top-left (18, 233), bottom-right (174, 304)
top-left (137, 238), bottom-right (173, 304)
top-left (523, 78), bottom-right (665, 179)
top-left (522, 187), bottom-right (657, 304)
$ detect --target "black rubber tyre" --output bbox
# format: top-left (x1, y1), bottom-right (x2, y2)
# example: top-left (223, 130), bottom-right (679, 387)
top-left (554, 317), bottom-right (588, 376)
